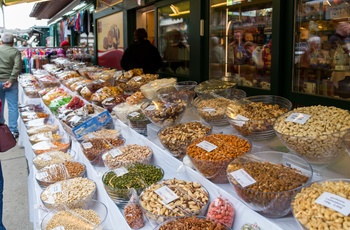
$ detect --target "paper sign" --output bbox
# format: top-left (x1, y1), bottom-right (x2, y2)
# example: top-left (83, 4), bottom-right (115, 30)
top-left (128, 112), bottom-right (140, 117)
top-left (82, 142), bottom-right (93, 149)
top-left (114, 167), bottom-right (129, 177)
top-left (109, 148), bottom-right (124, 158)
top-left (41, 155), bottom-right (52, 162)
top-left (146, 105), bottom-right (156, 111)
top-left (69, 115), bottom-right (82, 124)
top-left (230, 169), bottom-right (256, 187)
top-left (232, 114), bottom-right (249, 127)
top-left (133, 76), bottom-right (142, 82)
top-left (285, 113), bottom-right (311, 125)
top-left (36, 172), bottom-right (48, 180)
top-left (315, 192), bottom-right (350, 216)
top-left (202, 107), bottom-right (216, 113)
top-left (196, 141), bottom-right (217, 152)
top-left (155, 185), bottom-right (179, 204)
top-left (50, 183), bottom-right (62, 194)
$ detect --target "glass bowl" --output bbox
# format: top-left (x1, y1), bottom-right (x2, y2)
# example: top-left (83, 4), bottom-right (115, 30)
top-left (35, 161), bottom-right (86, 189)
top-left (226, 151), bottom-right (313, 218)
top-left (80, 137), bottom-right (125, 167)
top-left (274, 106), bottom-right (350, 164)
top-left (343, 130), bottom-right (350, 156)
top-left (292, 178), bottom-right (350, 230)
top-left (153, 216), bottom-right (231, 230)
top-left (226, 95), bottom-right (292, 141)
top-left (157, 121), bottom-right (212, 158)
top-left (194, 79), bottom-right (236, 97)
top-left (33, 150), bottom-right (74, 170)
top-left (41, 199), bottom-right (108, 230)
top-left (192, 94), bottom-right (232, 126)
top-left (40, 177), bottom-right (97, 210)
top-left (102, 144), bottom-right (153, 170)
top-left (102, 163), bottom-right (164, 207)
top-left (126, 110), bottom-right (151, 136)
top-left (140, 78), bottom-right (177, 100)
top-left (186, 134), bottom-right (252, 184)
top-left (141, 99), bottom-right (187, 129)
top-left (32, 138), bottom-right (71, 155)
top-left (139, 179), bottom-right (210, 226)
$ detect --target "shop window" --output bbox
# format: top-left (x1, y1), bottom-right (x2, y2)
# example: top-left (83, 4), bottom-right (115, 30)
top-left (158, 1), bottom-right (190, 77)
top-left (209, 0), bottom-right (273, 90)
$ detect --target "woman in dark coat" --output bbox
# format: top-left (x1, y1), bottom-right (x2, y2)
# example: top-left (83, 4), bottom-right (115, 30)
top-left (120, 28), bottom-right (162, 74)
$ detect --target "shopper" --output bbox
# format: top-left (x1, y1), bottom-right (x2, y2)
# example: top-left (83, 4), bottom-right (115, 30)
top-left (0, 33), bottom-right (22, 139)
top-left (299, 36), bottom-right (324, 68)
top-left (210, 36), bottom-right (224, 63)
top-left (57, 40), bottom-right (70, 57)
top-left (120, 28), bottom-right (162, 74)
top-left (328, 21), bottom-right (350, 50)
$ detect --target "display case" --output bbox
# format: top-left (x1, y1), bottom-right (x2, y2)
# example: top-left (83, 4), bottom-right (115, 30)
top-left (293, 0), bottom-right (350, 100)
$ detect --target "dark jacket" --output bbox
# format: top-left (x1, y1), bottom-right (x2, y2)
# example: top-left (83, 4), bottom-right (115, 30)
top-left (120, 39), bottom-right (162, 74)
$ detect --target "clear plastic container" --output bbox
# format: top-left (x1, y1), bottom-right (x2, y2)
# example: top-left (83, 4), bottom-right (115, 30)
top-left (154, 216), bottom-right (231, 230)
top-left (227, 151), bottom-right (312, 218)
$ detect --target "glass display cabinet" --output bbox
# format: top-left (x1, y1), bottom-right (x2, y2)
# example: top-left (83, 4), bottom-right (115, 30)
top-left (294, 0), bottom-right (350, 100)
top-left (209, 0), bottom-right (273, 90)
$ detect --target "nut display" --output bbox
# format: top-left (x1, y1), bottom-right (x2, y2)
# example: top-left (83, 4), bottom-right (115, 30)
top-left (140, 179), bottom-right (209, 224)
top-left (126, 110), bottom-right (150, 136)
top-left (274, 105), bottom-right (350, 164)
top-left (292, 179), bottom-right (350, 230)
top-left (140, 78), bottom-right (177, 100)
top-left (187, 134), bottom-right (251, 183)
top-left (156, 216), bottom-right (230, 230)
top-left (206, 197), bottom-right (235, 228)
top-left (82, 129), bottom-right (121, 141)
top-left (141, 99), bottom-right (187, 128)
top-left (158, 121), bottom-right (212, 157)
top-left (193, 96), bottom-right (231, 126)
top-left (227, 152), bottom-right (312, 218)
top-left (102, 144), bottom-right (153, 169)
top-left (40, 177), bottom-right (96, 210)
top-left (33, 151), bottom-right (73, 170)
top-left (124, 203), bottom-right (145, 229)
top-left (226, 95), bottom-right (291, 140)
top-left (126, 74), bottom-right (158, 92)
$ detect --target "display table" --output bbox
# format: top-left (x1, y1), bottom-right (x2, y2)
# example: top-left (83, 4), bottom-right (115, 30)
top-left (19, 92), bottom-right (350, 230)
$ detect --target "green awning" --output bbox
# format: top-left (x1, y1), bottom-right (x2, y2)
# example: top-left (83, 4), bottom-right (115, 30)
top-left (3, 0), bottom-right (50, 6)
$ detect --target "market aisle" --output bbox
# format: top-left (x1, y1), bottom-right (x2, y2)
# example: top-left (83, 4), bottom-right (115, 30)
top-left (0, 104), bottom-right (31, 230)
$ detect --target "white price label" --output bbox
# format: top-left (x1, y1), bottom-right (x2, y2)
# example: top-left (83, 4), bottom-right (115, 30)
top-left (133, 76), bottom-right (142, 82)
top-left (146, 105), bottom-right (156, 111)
top-left (52, 226), bottom-right (65, 230)
top-left (315, 192), bottom-right (350, 216)
top-left (50, 183), bottom-right (62, 194)
top-left (196, 141), bottom-right (217, 152)
top-left (109, 148), bottom-right (124, 158)
top-left (285, 113), bottom-right (311, 125)
top-left (230, 169), bottom-right (256, 187)
top-left (69, 115), bottom-right (82, 124)
top-left (41, 155), bottom-right (52, 162)
top-left (82, 142), bottom-right (93, 149)
top-left (113, 167), bottom-right (129, 177)
top-left (36, 172), bottom-right (48, 180)
top-left (232, 114), bottom-right (249, 127)
top-left (202, 107), bottom-right (216, 113)
top-left (155, 185), bottom-right (179, 204)
top-left (128, 112), bottom-right (140, 117)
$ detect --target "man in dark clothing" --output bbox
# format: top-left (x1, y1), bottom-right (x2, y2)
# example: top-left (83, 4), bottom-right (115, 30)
top-left (120, 28), bottom-right (162, 74)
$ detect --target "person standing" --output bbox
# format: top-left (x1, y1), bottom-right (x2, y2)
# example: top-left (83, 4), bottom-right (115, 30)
top-left (0, 99), bottom-right (4, 230)
top-left (120, 28), bottom-right (162, 74)
top-left (0, 33), bottom-right (22, 139)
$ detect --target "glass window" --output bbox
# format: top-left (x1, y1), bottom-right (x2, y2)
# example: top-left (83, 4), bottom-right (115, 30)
top-left (294, 0), bottom-right (350, 100)
top-left (209, 0), bottom-right (273, 90)
top-left (158, 1), bottom-right (190, 76)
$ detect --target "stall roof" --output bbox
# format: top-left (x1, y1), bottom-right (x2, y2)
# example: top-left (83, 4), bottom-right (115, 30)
top-left (29, 0), bottom-right (73, 20)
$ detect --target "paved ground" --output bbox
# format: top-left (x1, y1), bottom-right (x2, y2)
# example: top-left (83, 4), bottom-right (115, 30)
top-left (1, 103), bottom-right (31, 230)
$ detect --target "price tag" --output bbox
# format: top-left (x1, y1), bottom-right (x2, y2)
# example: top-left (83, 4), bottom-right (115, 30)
top-left (133, 76), bottom-right (142, 82)
top-left (285, 113), bottom-right (311, 125)
top-left (41, 155), bottom-right (52, 161)
top-left (52, 226), bottom-right (65, 230)
top-left (155, 185), bottom-right (179, 204)
top-left (202, 107), bottom-right (216, 113)
top-left (82, 142), bottom-right (93, 149)
top-left (315, 192), bottom-right (350, 216)
top-left (109, 148), bottom-right (124, 158)
top-left (69, 115), bottom-right (82, 124)
top-left (196, 141), bottom-right (217, 152)
top-left (113, 167), bottom-right (129, 177)
top-left (146, 105), bottom-right (156, 111)
top-left (232, 114), bottom-right (249, 127)
top-left (36, 172), bottom-right (48, 180)
top-left (50, 183), bottom-right (62, 194)
top-left (128, 112), bottom-right (140, 117)
top-left (230, 169), bottom-right (256, 187)
top-left (284, 161), bottom-right (312, 177)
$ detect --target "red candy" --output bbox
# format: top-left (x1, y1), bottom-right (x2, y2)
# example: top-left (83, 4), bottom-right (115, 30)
top-left (206, 196), bottom-right (235, 228)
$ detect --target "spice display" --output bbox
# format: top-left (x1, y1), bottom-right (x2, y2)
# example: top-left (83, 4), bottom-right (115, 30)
top-left (45, 209), bottom-right (101, 230)
top-left (206, 196), bottom-right (235, 228)
top-left (187, 134), bottom-right (251, 183)
top-left (157, 216), bottom-right (229, 230)
top-left (102, 144), bottom-right (153, 169)
top-left (274, 105), bottom-right (350, 164)
top-left (158, 121), bottom-right (211, 157)
top-left (33, 151), bottom-right (73, 170)
top-left (292, 180), bottom-right (350, 230)
top-left (140, 179), bottom-right (209, 224)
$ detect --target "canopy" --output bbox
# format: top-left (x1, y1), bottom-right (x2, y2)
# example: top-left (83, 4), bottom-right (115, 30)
top-left (3, 0), bottom-right (51, 6)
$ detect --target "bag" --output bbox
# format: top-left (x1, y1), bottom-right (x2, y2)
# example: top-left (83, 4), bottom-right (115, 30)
top-left (0, 123), bottom-right (16, 152)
